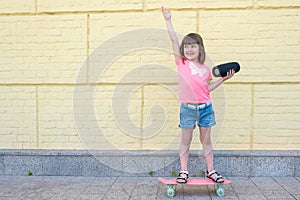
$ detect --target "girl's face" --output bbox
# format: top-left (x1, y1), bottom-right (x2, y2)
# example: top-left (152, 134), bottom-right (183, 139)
top-left (183, 43), bottom-right (200, 62)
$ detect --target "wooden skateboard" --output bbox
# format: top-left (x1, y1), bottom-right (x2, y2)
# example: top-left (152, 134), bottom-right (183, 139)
top-left (158, 177), bottom-right (231, 198)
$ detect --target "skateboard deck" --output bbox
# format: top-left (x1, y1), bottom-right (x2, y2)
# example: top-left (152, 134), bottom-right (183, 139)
top-left (158, 177), bottom-right (231, 198)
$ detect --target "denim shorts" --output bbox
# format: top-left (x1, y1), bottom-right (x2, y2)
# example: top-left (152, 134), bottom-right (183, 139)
top-left (179, 103), bottom-right (216, 129)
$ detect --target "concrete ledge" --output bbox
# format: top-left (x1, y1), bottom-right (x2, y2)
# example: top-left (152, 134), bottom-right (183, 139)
top-left (0, 150), bottom-right (299, 177)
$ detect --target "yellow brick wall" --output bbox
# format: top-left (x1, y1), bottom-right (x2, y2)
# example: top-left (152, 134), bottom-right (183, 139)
top-left (0, 0), bottom-right (299, 150)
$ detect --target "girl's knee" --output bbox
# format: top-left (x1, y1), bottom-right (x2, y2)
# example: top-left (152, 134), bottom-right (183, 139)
top-left (181, 137), bottom-right (192, 146)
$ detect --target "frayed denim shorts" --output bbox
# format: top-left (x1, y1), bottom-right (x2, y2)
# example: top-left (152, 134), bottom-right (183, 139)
top-left (179, 103), bottom-right (216, 129)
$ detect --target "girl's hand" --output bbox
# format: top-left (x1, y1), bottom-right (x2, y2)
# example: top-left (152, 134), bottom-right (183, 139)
top-left (222, 69), bottom-right (235, 81)
top-left (162, 6), bottom-right (171, 21)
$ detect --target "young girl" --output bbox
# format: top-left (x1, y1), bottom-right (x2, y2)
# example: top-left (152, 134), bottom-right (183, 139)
top-left (162, 7), bottom-right (235, 184)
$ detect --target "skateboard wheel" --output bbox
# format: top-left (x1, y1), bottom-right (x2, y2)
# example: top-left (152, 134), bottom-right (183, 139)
top-left (216, 187), bottom-right (225, 197)
top-left (167, 186), bottom-right (175, 198)
top-left (214, 184), bottom-right (218, 190)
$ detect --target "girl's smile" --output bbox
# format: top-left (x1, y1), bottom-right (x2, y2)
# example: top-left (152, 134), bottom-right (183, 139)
top-left (183, 43), bottom-right (200, 61)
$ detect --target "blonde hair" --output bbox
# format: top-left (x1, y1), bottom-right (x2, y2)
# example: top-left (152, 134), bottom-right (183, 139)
top-left (180, 33), bottom-right (206, 64)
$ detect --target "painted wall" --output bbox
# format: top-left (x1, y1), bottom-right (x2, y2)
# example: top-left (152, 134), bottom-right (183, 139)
top-left (0, 0), bottom-right (299, 150)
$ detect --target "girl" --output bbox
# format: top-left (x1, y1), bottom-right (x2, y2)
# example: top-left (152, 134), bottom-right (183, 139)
top-left (162, 7), bottom-right (235, 184)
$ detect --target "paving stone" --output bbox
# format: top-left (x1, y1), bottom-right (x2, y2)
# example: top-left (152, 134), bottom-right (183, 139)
top-left (292, 195), bottom-right (300, 200)
top-left (0, 176), bottom-right (299, 199)
top-left (236, 194), bottom-right (267, 200)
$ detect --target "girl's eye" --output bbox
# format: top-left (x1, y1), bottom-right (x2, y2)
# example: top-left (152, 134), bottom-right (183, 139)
top-left (184, 44), bottom-right (198, 49)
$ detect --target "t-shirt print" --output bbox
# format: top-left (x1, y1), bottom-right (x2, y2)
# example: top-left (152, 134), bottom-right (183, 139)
top-left (189, 62), bottom-right (207, 78)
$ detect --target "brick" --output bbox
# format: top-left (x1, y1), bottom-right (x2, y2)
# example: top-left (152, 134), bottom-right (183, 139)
top-left (89, 11), bottom-right (196, 49)
top-left (38, 0), bottom-right (142, 12)
top-left (146, 0), bottom-right (199, 9)
top-left (257, 0), bottom-right (300, 7)
top-left (253, 84), bottom-right (300, 149)
top-left (38, 86), bottom-right (84, 149)
top-left (92, 50), bottom-right (175, 84)
top-left (0, 15), bottom-right (87, 84)
top-left (145, 0), bottom-right (252, 9)
top-left (92, 85), bottom-right (143, 150)
top-left (213, 84), bottom-right (252, 150)
top-left (200, 0), bottom-right (252, 8)
top-left (0, 87), bottom-right (37, 149)
top-left (89, 12), bottom-right (196, 84)
top-left (0, 2), bottom-right (299, 151)
top-left (199, 9), bottom-right (300, 83)
top-left (142, 85), bottom-right (180, 150)
top-left (253, 132), bottom-right (299, 150)
top-left (0, 0), bottom-right (35, 14)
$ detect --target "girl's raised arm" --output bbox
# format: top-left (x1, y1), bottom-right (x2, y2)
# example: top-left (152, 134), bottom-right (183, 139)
top-left (162, 6), bottom-right (180, 61)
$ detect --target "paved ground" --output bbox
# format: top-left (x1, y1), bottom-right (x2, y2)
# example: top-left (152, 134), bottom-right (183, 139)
top-left (0, 176), bottom-right (299, 200)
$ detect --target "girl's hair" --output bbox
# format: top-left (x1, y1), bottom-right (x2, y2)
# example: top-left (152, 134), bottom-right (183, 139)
top-left (179, 33), bottom-right (206, 63)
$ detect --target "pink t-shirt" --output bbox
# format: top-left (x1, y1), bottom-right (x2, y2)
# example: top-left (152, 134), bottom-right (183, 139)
top-left (176, 57), bottom-right (212, 104)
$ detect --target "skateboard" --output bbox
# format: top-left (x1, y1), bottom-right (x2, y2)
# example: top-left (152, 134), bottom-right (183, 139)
top-left (158, 177), bottom-right (231, 198)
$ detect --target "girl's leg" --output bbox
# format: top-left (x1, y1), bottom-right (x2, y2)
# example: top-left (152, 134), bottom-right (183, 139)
top-left (179, 128), bottom-right (193, 171)
top-left (199, 126), bottom-right (224, 182)
top-left (199, 126), bottom-right (214, 171)
top-left (176, 128), bottom-right (193, 183)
